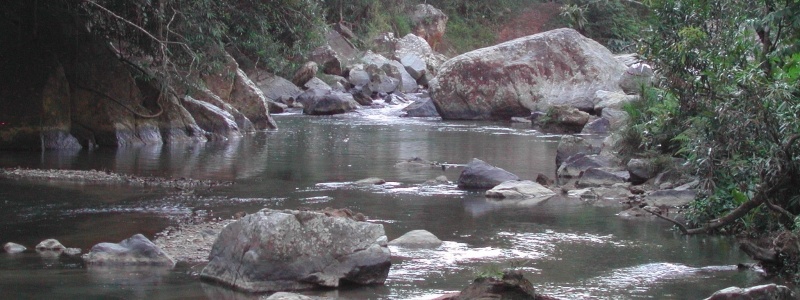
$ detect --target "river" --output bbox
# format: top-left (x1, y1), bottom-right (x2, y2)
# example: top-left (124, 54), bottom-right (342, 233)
top-left (0, 104), bottom-right (774, 299)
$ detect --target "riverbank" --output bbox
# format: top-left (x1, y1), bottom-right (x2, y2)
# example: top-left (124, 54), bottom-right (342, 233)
top-left (0, 168), bottom-right (233, 189)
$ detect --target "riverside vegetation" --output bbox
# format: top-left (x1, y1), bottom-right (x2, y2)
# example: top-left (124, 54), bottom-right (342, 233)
top-left (2, 0), bottom-right (800, 295)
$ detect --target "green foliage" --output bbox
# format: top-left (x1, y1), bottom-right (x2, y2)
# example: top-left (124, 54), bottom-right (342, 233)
top-left (444, 15), bottom-right (497, 54)
top-left (559, 0), bottom-right (646, 52)
top-left (635, 0), bottom-right (800, 233)
top-left (82, 0), bottom-right (327, 77)
top-left (615, 86), bottom-right (681, 159)
top-left (473, 259), bottom-right (532, 279)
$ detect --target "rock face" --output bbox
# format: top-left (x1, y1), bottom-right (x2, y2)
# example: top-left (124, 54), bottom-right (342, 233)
top-left (458, 159), bottom-right (520, 189)
top-left (201, 209), bottom-right (391, 292)
top-left (1, 19), bottom-right (276, 150)
top-left (485, 180), bottom-right (556, 199)
top-left (409, 4), bottom-right (448, 49)
top-left (389, 230), bottom-right (443, 248)
top-left (430, 28), bottom-right (626, 120)
top-left (83, 234), bottom-right (176, 267)
top-left (704, 284), bottom-right (795, 300)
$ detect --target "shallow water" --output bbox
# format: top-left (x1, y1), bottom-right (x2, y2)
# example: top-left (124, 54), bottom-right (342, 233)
top-left (0, 104), bottom-right (777, 299)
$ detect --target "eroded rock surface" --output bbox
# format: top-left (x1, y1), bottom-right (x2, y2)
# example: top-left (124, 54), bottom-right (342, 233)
top-left (201, 209), bottom-right (391, 292)
top-left (430, 28), bottom-right (625, 120)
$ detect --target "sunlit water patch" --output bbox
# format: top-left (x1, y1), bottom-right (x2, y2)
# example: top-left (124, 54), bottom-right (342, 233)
top-left (311, 181), bottom-right (466, 197)
top-left (388, 230), bottom-right (640, 286)
top-left (558, 263), bottom-right (741, 298)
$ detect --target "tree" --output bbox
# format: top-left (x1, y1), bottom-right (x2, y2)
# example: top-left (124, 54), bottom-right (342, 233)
top-left (637, 0), bottom-right (800, 236)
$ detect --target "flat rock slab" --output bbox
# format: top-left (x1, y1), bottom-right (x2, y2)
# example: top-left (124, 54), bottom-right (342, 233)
top-left (577, 168), bottom-right (629, 188)
top-left (485, 180), bottom-right (555, 199)
top-left (646, 189), bottom-right (697, 207)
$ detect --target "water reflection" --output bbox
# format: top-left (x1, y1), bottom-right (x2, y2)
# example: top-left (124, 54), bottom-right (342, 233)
top-left (0, 108), bottom-right (779, 299)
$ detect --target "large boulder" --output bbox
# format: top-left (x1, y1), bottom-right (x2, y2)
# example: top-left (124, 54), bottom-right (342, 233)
top-left (409, 4), bottom-right (448, 49)
top-left (229, 69), bottom-right (278, 130)
top-left (303, 92), bottom-right (360, 115)
top-left (557, 154), bottom-right (613, 178)
top-left (581, 117), bottom-right (611, 135)
top-left (594, 90), bottom-right (639, 113)
top-left (311, 29), bottom-right (358, 76)
top-left (458, 158), bottom-right (520, 189)
top-left (402, 97), bottom-right (440, 117)
top-left (252, 72), bottom-right (303, 107)
top-left (83, 234), bottom-right (175, 267)
top-left (430, 28), bottom-right (626, 120)
top-left (201, 209), bottom-right (391, 292)
top-left (704, 284), bottom-right (795, 300)
top-left (556, 135), bottom-right (600, 167)
top-left (388, 230), bottom-right (442, 248)
top-left (394, 34), bottom-right (448, 77)
top-left (485, 180), bottom-right (556, 200)
top-left (619, 63), bottom-right (654, 95)
top-left (627, 158), bottom-right (657, 184)
top-left (181, 96), bottom-right (242, 140)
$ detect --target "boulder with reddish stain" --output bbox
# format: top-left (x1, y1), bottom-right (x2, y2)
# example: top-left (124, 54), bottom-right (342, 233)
top-left (430, 28), bottom-right (626, 120)
top-left (409, 4), bottom-right (448, 50)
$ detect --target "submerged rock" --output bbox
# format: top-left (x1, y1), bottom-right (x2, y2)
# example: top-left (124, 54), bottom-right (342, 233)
top-left (355, 177), bottom-right (386, 185)
top-left (395, 157), bottom-right (441, 170)
top-left (83, 234), bottom-right (175, 267)
top-left (458, 158), bottom-right (519, 189)
top-left (264, 292), bottom-right (324, 300)
top-left (389, 230), bottom-right (442, 248)
top-left (450, 270), bottom-right (540, 300)
top-left (4, 242), bottom-right (27, 254)
top-left (36, 239), bottom-right (66, 251)
top-left (704, 284), bottom-right (795, 300)
top-left (201, 209), bottom-right (391, 292)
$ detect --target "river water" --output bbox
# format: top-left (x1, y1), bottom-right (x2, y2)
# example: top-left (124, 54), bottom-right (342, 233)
top-left (0, 104), bottom-right (776, 299)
